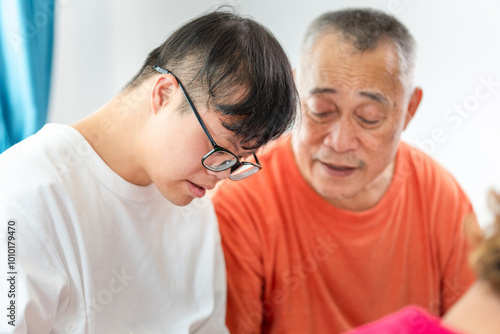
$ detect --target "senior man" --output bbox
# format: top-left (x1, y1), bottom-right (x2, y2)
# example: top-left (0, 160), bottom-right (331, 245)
top-left (214, 8), bottom-right (478, 334)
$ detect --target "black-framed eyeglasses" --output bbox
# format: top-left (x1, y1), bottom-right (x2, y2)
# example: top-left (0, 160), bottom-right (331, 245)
top-left (153, 65), bottom-right (261, 181)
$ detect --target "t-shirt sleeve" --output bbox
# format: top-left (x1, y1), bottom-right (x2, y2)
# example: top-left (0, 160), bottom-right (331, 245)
top-left (0, 201), bottom-right (69, 333)
top-left (430, 173), bottom-right (479, 314)
top-left (213, 185), bottom-right (265, 334)
top-left (438, 206), bottom-right (478, 313)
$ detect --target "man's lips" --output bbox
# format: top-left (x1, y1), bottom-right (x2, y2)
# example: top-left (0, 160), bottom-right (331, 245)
top-left (187, 181), bottom-right (216, 198)
top-left (188, 182), bottom-right (206, 198)
top-left (324, 163), bottom-right (357, 170)
top-left (320, 161), bottom-right (358, 177)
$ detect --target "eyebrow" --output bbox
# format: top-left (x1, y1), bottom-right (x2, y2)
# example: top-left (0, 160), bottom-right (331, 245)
top-left (236, 147), bottom-right (258, 158)
top-left (225, 136), bottom-right (257, 157)
top-left (309, 87), bottom-right (337, 95)
top-left (309, 87), bottom-right (389, 106)
top-left (359, 91), bottom-right (389, 105)
top-left (241, 149), bottom-right (257, 156)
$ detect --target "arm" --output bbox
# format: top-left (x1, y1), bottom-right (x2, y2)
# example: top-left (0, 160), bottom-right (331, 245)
top-left (0, 201), bottom-right (68, 333)
top-left (434, 188), bottom-right (479, 314)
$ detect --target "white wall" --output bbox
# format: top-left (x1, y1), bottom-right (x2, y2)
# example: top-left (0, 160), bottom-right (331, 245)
top-left (48, 0), bottom-right (500, 227)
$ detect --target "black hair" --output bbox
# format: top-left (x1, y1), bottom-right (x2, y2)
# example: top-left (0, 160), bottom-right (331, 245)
top-left (127, 10), bottom-right (298, 149)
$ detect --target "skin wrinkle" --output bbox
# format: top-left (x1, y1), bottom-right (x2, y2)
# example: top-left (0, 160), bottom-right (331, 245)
top-left (305, 33), bottom-right (404, 100)
top-left (293, 31), bottom-right (422, 211)
top-left (302, 21), bottom-right (416, 93)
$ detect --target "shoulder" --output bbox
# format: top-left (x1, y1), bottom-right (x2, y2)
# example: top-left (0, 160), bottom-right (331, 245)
top-left (0, 124), bottom-right (84, 186)
top-left (397, 142), bottom-right (470, 205)
top-left (0, 124), bottom-right (95, 232)
top-left (396, 143), bottom-right (475, 247)
top-left (398, 142), bottom-right (456, 185)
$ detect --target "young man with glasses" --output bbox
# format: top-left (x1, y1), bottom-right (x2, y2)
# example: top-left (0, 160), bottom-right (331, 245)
top-left (152, 65), bottom-right (261, 182)
top-left (0, 10), bottom-right (297, 333)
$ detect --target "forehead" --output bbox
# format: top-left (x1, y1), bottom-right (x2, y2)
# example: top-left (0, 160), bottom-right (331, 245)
top-left (299, 33), bottom-right (403, 96)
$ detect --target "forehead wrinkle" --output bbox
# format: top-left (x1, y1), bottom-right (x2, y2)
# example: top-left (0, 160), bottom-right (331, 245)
top-left (308, 85), bottom-right (389, 107)
top-left (304, 33), bottom-right (402, 85)
top-left (304, 62), bottom-right (399, 111)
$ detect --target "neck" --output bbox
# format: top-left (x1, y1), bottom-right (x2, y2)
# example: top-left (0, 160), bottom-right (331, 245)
top-left (71, 87), bottom-right (151, 185)
top-left (443, 281), bottom-right (500, 334)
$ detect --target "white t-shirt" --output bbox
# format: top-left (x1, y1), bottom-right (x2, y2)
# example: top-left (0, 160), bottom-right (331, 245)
top-left (0, 124), bottom-right (228, 334)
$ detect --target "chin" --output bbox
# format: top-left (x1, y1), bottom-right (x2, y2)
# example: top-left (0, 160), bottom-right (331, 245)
top-left (172, 195), bottom-right (196, 207)
top-left (321, 191), bottom-right (354, 203)
top-left (173, 199), bottom-right (194, 207)
top-left (314, 182), bottom-right (358, 203)
top-left (159, 190), bottom-right (194, 207)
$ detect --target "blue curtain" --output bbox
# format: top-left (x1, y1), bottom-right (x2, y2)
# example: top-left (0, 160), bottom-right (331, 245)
top-left (0, 0), bottom-right (55, 153)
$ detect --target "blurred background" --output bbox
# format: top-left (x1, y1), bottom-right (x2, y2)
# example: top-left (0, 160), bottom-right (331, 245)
top-left (1, 0), bottom-right (499, 226)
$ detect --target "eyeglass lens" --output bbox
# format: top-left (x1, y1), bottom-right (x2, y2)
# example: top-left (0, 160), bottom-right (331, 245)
top-left (203, 151), bottom-right (238, 172)
top-left (229, 164), bottom-right (260, 180)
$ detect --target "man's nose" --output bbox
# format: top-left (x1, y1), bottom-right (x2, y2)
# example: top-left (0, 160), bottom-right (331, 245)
top-left (323, 117), bottom-right (359, 153)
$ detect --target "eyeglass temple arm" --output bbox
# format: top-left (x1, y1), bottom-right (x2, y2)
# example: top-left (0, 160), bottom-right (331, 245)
top-left (153, 65), bottom-right (218, 147)
top-left (253, 154), bottom-right (261, 166)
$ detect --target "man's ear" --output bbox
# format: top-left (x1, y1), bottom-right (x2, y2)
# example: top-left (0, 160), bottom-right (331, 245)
top-left (403, 87), bottom-right (423, 130)
top-left (293, 68), bottom-right (300, 89)
top-left (151, 74), bottom-right (179, 115)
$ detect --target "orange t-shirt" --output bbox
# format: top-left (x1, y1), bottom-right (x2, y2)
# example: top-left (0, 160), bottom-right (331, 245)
top-left (213, 137), bottom-right (477, 334)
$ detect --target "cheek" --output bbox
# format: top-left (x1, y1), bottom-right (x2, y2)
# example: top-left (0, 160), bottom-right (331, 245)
top-left (149, 142), bottom-right (204, 182)
top-left (357, 128), bottom-right (401, 171)
top-left (357, 130), bottom-right (391, 155)
top-left (293, 120), bottom-right (324, 164)
top-left (298, 117), bottom-right (327, 145)
top-left (172, 148), bottom-right (206, 175)
top-left (358, 112), bottom-right (405, 153)
top-left (167, 132), bottom-right (211, 175)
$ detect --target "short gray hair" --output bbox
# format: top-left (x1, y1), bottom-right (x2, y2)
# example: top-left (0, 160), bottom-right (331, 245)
top-left (302, 8), bottom-right (417, 89)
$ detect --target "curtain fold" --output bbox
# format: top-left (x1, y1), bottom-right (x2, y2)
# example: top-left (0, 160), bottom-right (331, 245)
top-left (0, 0), bottom-right (55, 153)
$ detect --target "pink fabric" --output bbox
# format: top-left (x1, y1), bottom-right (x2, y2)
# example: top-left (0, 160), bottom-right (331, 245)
top-left (344, 306), bottom-right (462, 334)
